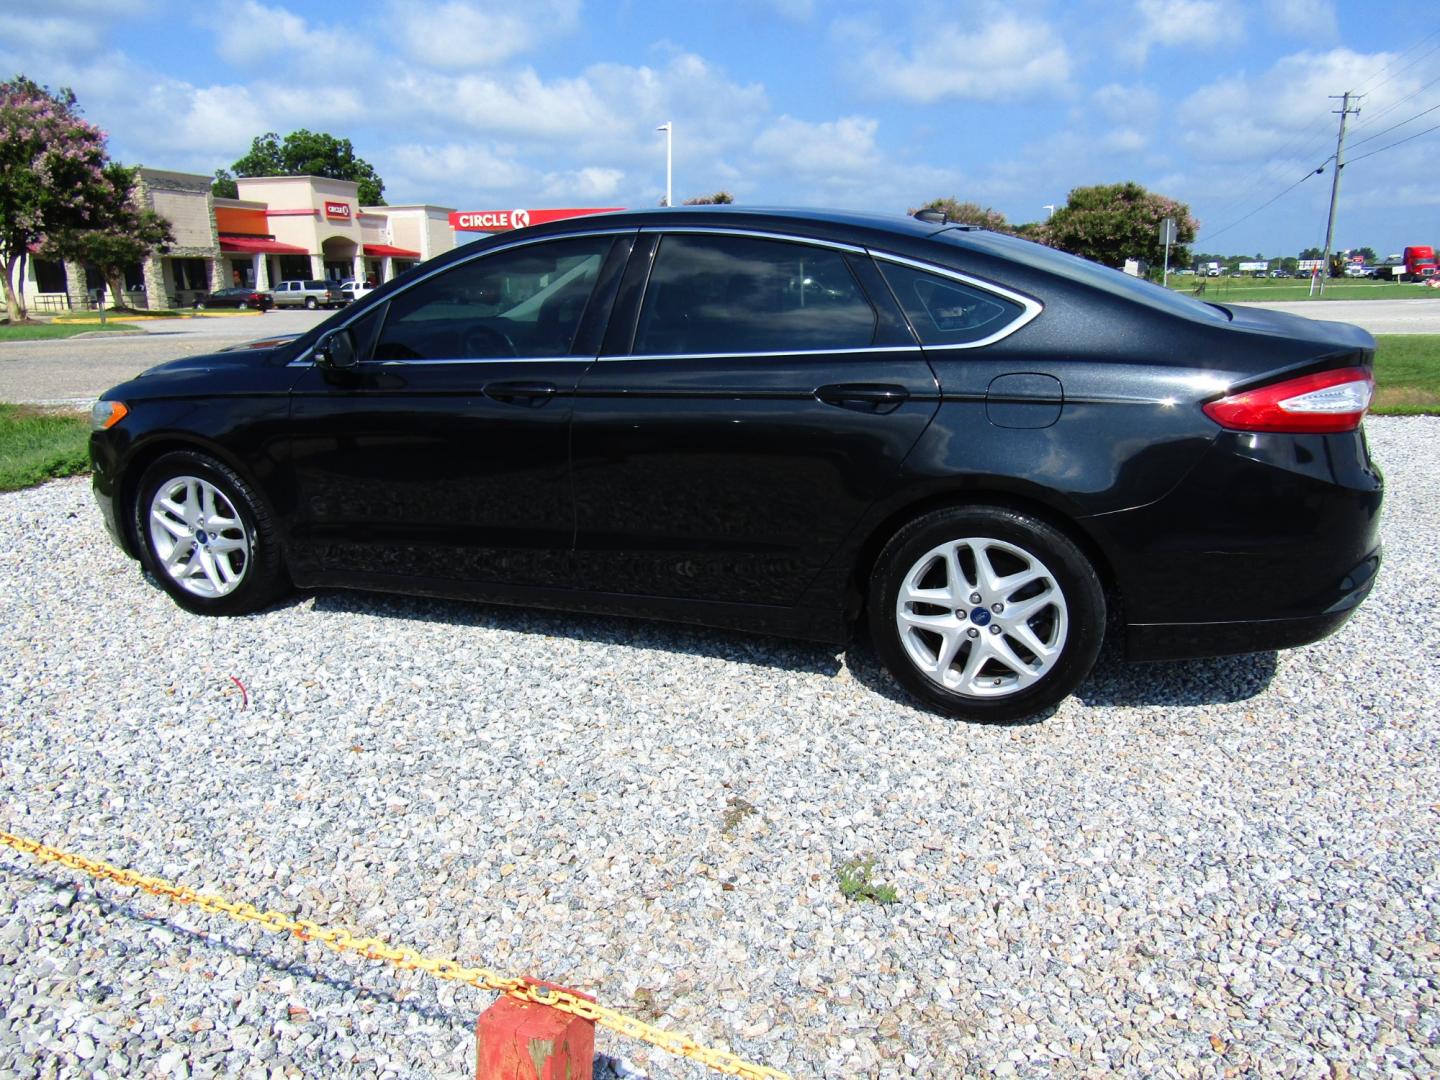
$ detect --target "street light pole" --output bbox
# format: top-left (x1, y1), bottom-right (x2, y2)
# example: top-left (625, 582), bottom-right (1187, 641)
top-left (1043, 204), bottom-right (1055, 220)
top-left (656, 122), bottom-right (673, 207)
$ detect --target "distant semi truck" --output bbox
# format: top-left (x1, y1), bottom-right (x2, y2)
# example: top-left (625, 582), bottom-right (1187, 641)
top-left (1379, 246), bottom-right (1437, 282)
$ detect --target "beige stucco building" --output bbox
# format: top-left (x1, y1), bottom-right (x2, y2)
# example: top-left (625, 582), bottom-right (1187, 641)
top-left (19, 169), bottom-right (455, 311)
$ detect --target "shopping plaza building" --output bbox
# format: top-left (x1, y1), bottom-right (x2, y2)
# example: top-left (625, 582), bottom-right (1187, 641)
top-left (20, 169), bottom-right (456, 311)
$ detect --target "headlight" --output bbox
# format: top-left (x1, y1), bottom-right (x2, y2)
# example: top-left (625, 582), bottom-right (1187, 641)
top-left (91, 400), bottom-right (128, 431)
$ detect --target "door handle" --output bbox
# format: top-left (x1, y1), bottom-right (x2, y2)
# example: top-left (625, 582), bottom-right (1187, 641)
top-left (485, 381), bottom-right (558, 405)
top-left (815, 383), bottom-right (909, 414)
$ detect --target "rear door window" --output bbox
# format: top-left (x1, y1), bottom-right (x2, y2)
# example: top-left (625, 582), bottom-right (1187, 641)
top-left (633, 234), bottom-right (877, 355)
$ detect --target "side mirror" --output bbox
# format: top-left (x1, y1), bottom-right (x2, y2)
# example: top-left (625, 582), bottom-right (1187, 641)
top-left (314, 328), bottom-right (358, 369)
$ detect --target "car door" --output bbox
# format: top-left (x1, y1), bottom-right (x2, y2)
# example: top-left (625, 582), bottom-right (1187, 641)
top-left (569, 228), bottom-right (939, 607)
top-left (284, 231), bottom-right (632, 592)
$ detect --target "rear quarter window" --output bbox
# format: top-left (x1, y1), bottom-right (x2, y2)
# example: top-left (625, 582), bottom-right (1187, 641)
top-left (878, 261), bottom-right (1026, 346)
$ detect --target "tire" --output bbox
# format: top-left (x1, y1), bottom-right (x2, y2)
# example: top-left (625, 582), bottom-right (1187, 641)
top-left (305, 297), bottom-right (318, 310)
top-left (134, 451), bottom-right (287, 616)
top-left (238, 301), bottom-right (248, 310)
top-left (867, 506), bottom-right (1105, 722)
top-left (193, 301), bottom-right (205, 310)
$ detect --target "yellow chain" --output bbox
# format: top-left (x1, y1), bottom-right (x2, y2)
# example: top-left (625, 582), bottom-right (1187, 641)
top-left (0, 829), bottom-right (791, 1080)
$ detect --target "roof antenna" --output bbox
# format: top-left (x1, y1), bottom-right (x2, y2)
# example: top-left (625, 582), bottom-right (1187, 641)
top-left (913, 208), bottom-right (948, 224)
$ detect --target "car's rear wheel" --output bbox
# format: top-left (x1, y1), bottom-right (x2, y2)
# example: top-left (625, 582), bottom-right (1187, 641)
top-left (868, 506), bottom-right (1105, 722)
top-left (193, 301), bottom-right (205, 310)
top-left (135, 451), bottom-right (286, 616)
top-left (305, 297), bottom-right (317, 309)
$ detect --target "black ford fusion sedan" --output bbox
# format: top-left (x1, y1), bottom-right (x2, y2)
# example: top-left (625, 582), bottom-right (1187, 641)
top-left (89, 207), bottom-right (1382, 721)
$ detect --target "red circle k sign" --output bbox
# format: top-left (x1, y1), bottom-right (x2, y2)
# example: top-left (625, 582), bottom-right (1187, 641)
top-left (448, 207), bottom-right (623, 232)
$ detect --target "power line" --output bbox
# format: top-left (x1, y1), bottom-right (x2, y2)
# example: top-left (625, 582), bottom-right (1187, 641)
top-left (1345, 118), bottom-right (1440, 165)
top-left (1345, 70), bottom-right (1440, 143)
top-left (1195, 161), bottom-right (1328, 245)
top-left (1346, 99), bottom-right (1440, 153)
top-left (1352, 29), bottom-right (1440, 100)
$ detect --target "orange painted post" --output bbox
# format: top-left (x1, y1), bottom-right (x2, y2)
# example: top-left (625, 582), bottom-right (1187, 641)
top-left (476, 982), bottom-right (595, 1080)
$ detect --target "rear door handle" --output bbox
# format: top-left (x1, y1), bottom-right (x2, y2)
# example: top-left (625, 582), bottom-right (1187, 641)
top-left (485, 381), bottom-right (558, 406)
top-left (815, 383), bottom-right (909, 414)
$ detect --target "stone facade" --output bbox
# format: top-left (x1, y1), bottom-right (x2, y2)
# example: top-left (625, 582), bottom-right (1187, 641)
top-left (135, 169), bottom-right (222, 309)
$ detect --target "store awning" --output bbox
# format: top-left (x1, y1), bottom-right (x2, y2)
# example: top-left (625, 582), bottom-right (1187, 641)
top-left (219, 236), bottom-right (308, 255)
top-left (364, 243), bottom-right (421, 258)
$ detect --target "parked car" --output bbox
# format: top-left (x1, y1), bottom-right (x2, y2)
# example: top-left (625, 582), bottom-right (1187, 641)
top-left (88, 207), bottom-right (1383, 722)
top-left (339, 281), bottom-right (376, 304)
top-left (192, 287), bottom-right (273, 311)
top-left (271, 280), bottom-right (345, 309)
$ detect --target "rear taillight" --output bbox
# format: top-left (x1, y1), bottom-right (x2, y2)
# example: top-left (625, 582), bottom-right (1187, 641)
top-left (1202, 366), bottom-right (1373, 434)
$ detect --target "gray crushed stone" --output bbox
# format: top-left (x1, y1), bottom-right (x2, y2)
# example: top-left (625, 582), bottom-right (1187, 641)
top-left (0, 416), bottom-right (1436, 1078)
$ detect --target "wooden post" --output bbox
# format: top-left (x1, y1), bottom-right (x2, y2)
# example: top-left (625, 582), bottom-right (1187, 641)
top-left (476, 982), bottom-right (594, 1080)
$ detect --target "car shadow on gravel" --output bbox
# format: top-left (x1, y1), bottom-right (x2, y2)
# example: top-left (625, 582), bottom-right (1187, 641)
top-left (1074, 644), bottom-right (1279, 708)
top-left (304, 589), bottom-right (846, 676)
top-left (1, 863), bottom-right (474, 1031)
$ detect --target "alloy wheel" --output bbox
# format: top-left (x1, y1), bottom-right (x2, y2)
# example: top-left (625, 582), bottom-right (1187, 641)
top-left (894, 536), bottom-right (1068, 698)
top-left (147, 475), bottom-right (250, 598)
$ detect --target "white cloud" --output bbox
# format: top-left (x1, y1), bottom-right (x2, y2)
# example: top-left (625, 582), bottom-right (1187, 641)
top-left (1264, 0), bottom-right (1338, 41)
top-left (1093, 83), bottom-right (1161, 127)
top-left (1126, 0), bottom-right (1244, 63)
top-left (851, 14), bottom-right (1072, 104)
top-left (752, 115), bottom-right (879, 174)
top-left (541, 166), bottom-right (626, 201)
top-left (1102, 128), bottom-right (1148, 153)
top-left (394, 0), bottom-right (580, 69)
top-left (1177, 48), bottom-right (1415, 164)
top-left (211, 2), bottom-right (368, 69)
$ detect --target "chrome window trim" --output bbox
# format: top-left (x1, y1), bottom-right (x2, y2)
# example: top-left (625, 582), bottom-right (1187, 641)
top-left (868, 250), bottom-right (1043, 350)
top-left (638, 225), bottom-right (867, 255)
top-left (605, 345), bottom-right (923, 362)
top-left (288, 227), bottom-right (637, 367)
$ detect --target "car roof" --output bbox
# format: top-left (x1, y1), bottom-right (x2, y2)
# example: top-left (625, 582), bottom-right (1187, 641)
top-left (519, 205), bottom-right (954, 247)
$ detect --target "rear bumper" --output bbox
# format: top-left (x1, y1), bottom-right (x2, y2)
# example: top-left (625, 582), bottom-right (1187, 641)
top-left (1125, 548), bottom-right (1380, 660)
top-left (1085, 427), bottom-right (1383, 660)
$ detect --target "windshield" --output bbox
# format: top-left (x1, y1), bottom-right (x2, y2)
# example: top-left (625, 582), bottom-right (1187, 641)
top-left (931, 228), bottom-right (1232, 323)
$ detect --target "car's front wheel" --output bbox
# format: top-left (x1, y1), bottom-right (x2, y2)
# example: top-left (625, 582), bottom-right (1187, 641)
top-left (238, 301), bottom-right (248, 310)
top-left (134, 451), bottom-right (286, 616)
top-left (868, 506), bottom-right (1105, 722)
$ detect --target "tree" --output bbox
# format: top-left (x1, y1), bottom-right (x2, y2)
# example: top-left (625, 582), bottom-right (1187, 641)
top-left (210, 169), bottom-right (238, 200)
top-left (1299, 247), bottom-right (1323, 260)
top-left (683, 191), bottom-right (734, 204)
top-left (1045, 182), bottom-right (1197, 269)
top-left (0, 76), bottom-right (115, 322)
top-left (44, 163), bottom-right (173, 310)
top-left (912, 197), bottom-right (1010, 231)
top-left (214, 130), bottom-right (386, 205)
top-left (1354, 246), bottom-right (1377, 264)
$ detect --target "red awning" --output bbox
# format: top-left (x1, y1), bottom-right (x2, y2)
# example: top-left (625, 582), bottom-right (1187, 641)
top-left (364, 243), bottom-right (421, 258)
top-left (220, 236), bottom-right (308, 255)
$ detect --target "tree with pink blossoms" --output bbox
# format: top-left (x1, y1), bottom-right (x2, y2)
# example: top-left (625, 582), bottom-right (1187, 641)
top-left (0, 76), bottom-right (120, 322)
top-left (1046, 182), bottom-right (1198, 271)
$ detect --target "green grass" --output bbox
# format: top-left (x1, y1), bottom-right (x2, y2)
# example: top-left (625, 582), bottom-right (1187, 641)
top-left (0, 321), bottom-right (141, 341)
top-left (1373, 335), bottom-right (1440, 415)
top-left (0, 404), bottom-right (91, 491)
top-left (1170, 277), bottom-right (1439, 302)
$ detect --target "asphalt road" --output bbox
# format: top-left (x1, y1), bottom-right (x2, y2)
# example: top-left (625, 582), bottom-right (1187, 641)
top-left (2, 300), bottom-right (1437, 407)
top-left (1231, 297), bottom-right (1440, 334)
top-left (0, 311), bottom-right (329, 406)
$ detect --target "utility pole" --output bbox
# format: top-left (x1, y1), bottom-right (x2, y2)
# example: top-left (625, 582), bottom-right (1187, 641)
top-left (1319, 91), bottom-right (1361, 296)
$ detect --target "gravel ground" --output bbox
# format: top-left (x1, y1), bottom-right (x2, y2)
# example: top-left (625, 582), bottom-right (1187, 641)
top-left (1, 417), bottom-right (1437, 1079)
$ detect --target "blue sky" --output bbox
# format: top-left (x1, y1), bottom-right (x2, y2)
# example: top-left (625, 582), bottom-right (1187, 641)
top-left (3, 0), bottom-right (1437, 259)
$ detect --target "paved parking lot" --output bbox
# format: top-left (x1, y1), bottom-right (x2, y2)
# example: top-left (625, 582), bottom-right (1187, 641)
top-left (0, 311), bottom-right (328, 406)
top-left (0, 417), bottom-right (1436, 1078)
